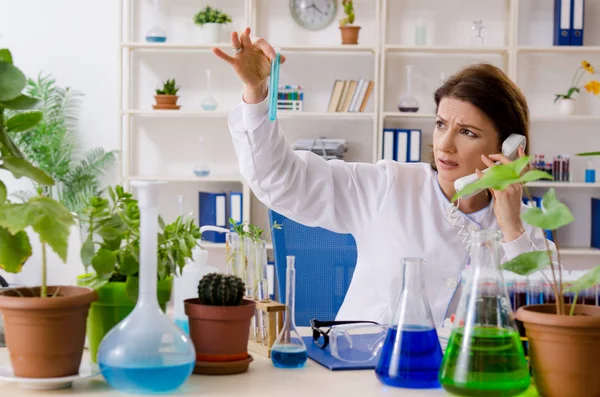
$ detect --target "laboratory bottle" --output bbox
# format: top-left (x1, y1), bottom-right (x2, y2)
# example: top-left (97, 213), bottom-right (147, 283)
top-left (271, 256), bottom-right (308, 368)
top-left (397, 65), bottom-right (420, 112)
top-left (98, 181), bottom-right (195, 394)
top-left (375, 257), bottom-right (443, 389)
top-left (439, 229), bottom-right (530, 396)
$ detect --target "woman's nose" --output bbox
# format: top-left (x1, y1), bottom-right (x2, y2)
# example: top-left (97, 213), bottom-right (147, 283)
top-left (437, 131), bottom-right (457, 153)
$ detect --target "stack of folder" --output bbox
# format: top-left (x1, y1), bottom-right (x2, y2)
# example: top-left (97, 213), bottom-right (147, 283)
top-left (198, 191), bottom-right (243, 243)
top-left (382, 129), bottom-right (422, 163)
top-left (554, 0), bottom-right (585, 46)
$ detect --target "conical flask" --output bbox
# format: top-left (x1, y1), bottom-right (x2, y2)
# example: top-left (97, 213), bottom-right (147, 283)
top-left (397, 65), bottom-right (420, 112)
top-left (97, 181), bottom-right (196, 394)
top-left (375, 257), bottom-right (443, 388)
top-left (271, 256), bottom-right (308, 368)
top-left (439, 230), bottom-right (530, 396)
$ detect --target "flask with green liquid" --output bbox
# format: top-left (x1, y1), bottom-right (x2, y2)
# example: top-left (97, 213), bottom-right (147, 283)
top-left (439, 230), bottom-right (530, 396)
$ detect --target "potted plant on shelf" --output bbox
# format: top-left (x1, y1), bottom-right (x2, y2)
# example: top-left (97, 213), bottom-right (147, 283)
top-left (184, 272), bottom-right (256, 375)
top-left (0, 48), bottom-right (98, 379)
top-left (339, 0), bottom-right (360, 45)
top-left (193, 5), bottom-right (232, 44)
top-left (77, 185), bottom-right (200, 363)
top-left (154, 79), bottom-right (180, 110)
top-left (453, 156), bottom-right (600, 397)
top-left (554, 60), bottom-right (599, 115)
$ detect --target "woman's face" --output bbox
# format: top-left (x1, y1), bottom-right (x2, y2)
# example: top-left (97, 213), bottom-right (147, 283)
top-left (433, 97), bottom-right (501, 186)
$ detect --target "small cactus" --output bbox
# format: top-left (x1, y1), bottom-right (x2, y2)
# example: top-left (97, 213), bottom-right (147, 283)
top-left (198, 273), bottom-right (245, 306)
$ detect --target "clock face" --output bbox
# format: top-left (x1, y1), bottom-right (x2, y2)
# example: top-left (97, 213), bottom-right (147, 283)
top-left (289, 0), bottom-right (338, 31)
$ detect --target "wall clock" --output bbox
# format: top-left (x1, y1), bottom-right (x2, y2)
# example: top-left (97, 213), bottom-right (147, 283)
top-left (289, 0), bottom-right (338, 31)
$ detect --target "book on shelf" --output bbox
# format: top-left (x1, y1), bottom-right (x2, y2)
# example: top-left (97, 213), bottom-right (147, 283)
top-left (327, 79), bottom-right (373, 113)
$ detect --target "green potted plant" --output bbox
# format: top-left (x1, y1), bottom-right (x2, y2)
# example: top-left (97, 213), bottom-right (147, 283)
top-left (193, 5), bottom-right (232, 44)
top-left (77, 185), bottom-right (200, 363)
top-left (184, 272), bottom-right (256, 375)
top-left (154, 79), bottom-right (180, 110)
top-left (453, 155), bottom-right (600, 397)
top-left (554, 60), bottom-right (599, 115)
top-left (339, 0), bottom-right (360, 45)
top-left (0, 48), bottom-right (98, 379)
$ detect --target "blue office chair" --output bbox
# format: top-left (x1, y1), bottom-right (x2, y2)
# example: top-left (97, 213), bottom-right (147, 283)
top-left (269, 210), bottom-right (358, 327)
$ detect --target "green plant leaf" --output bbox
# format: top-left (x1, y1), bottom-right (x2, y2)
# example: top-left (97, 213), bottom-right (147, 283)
top-left (0, 62), bottom-right (26, 101)
top-left (564, 265), bottom-right (600, 293)
top-left (6, 111), bottom-right (42, 132)
top-left (0, 49), bottom-right (13, 64)
top-left (501, 250), bottom-right (551, 275)
top-left (507, 156), bottom-right (530, 175)
top-left (119, 251), bottom-right (138, 276)
top-left (521, 189), bottom-right (575, 230)
top-left (0, 156), bottom-right (54, 185)
top-left (0, 127), bottom-right (24, 158)
top-left (125, 275), bottom-right (139, 303)
top-left (517, 170), bottom-right (553, 184)
top-left (0, 197), bottom-right (74, 263)
top-left (0, 180), bottom-right (6, 203)
top-left (576, 152), bottom-right (600, 157)
top-left (0, 94), bottom-right (39, 110)
top-left (0, 227), bottom-right (31, 273)
top-left (80, 237), bottom-right (95, 266)
top-left (76, 272), bottom-right (111, 290)
top-left (451, 163), bottom-right (518, 201)
top-left (91, 248), bottom-right (117, 276)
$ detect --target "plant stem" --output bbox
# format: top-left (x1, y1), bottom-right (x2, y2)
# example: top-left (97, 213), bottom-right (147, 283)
top-left (551, 229), bottom-right (565, 315)
top-left (569, 291), bottom-right (579, 316)
top-left (41, 242), bottom-right (47, 298)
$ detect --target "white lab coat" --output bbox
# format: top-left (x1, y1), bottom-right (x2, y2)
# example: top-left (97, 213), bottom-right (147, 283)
top-left (227, 96), bottom-right (554, 328)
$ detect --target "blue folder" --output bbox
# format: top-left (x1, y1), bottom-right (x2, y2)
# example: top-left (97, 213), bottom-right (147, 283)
top-left (554, 0), bottom-right (572, 45)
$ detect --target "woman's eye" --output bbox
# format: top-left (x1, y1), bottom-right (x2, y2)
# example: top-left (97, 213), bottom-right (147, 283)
top-left (461, 129), bottom-right (476, 137)
top-left (435, 121), bottom-right (444, 129)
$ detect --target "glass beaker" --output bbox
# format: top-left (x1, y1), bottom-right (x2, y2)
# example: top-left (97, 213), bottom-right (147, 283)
top-left (193, 135), bottom-right (210, 177)
top-left (271, 256), bottom-right (308, 369)
top-left (201, 69), bottom-right (218, 111)
top-left (145, 0), bottom-right (167, 43)
top-left (375, 257), bottom-right (443, 389)
top-left (397, 65), bottom-right (420, 112)
top-left (439, 230), bottom-right (530, 396)
top-left (98, 181), bottom-right (195, 394)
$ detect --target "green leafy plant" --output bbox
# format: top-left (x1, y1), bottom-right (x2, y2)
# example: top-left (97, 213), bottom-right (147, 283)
top-left (197, 273), bottom-right (245, 306)
top-left (155, 79), bottom-right (179, 96)
top-left (7, 73), bottom-right (117, 216)
top-left (453, 156), bottom-right (600, 316)
top-left (78, 185), bottom-right (201, 299)
top-left (339, 0), bottom-right (355, 26)
top-left (193, 6), bottom-right (232, 26)
top-left (0, 49), bottom-right (75, 297)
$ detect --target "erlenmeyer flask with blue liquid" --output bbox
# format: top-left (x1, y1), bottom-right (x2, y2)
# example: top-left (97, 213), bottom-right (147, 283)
top-left (375, 257), bottom-right (443, 389)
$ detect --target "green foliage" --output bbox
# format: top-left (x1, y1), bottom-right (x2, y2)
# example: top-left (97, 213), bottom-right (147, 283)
top-left (521, 189), bottom-right (575, 230)
top-left (502, 251), bottom-right (551, 276)
top-left (228, 217), bottom-right (264, 242)
top-left (193, 6), bottom-right (232, 26)
top-left (7, 73), bottom-right (118, 216)
top-left (155, 79), bottom-right (179, 96)
top-left (78, 185), bottom-right (201, 292)
top-left (564, 265), bottom-right (600, 294)
top-left (576, 151), bottom-right (600, 156)
top-left (339, 0), bottom-right (355, 26)
top-left (197, 272), bottom-right (245, 306)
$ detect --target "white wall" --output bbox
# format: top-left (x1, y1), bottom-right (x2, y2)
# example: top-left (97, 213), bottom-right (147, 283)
top-left (0, 0), bottom-right (120, 285)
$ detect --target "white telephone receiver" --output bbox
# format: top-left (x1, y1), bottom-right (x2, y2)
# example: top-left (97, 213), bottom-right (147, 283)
top-left (453, 134), bottom-right (527, 200)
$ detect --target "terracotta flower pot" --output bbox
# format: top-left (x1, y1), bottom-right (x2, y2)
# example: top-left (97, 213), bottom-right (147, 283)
top-left (340, 26), bottom-right (361, 45)
top-left (184, 298), bottom-right (256, 365)
top-left (0, 286), bottom-right (98, 378)
top-left (154, 95), bottom-right (180, 110)
top-left (517, 304), bottom-right (600, 397)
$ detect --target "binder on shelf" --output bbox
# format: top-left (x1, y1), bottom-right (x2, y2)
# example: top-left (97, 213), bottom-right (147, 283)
top-left (592, 198), bottom-right (600, 249)
top-left (198, 192), bottom-right (227, 243)
top-left (229, 191), bottom-right (243, 226)
top-left (382, 128), bottom-right (395, 161)
top-left (392, 129), bottom-right (421, 163)
top-left (395, 130), bottom-right (408, 163)
top-left (554, 0), bottom-right (572, 45)
top-left (571, 0), bottom-right (585, 46)
top-left (408, 129), bottom-right (422, 162)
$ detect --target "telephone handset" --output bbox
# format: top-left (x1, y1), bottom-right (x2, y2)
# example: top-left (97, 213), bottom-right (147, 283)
top-left (453, 134), bottom-right (527, 200)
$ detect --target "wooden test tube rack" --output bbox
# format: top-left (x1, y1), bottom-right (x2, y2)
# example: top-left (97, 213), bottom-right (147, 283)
top-left (246, 298), bottom-right (286, 358)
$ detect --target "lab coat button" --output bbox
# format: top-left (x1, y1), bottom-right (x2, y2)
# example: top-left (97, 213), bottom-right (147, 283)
top-left (468, 224), bottom-right (479, 233)
top-left (446, 278), bottom-right (458, 289)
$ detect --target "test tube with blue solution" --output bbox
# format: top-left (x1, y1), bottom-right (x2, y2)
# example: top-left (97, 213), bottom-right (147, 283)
top-left (268, 49), bottom-right (281, 122)
top-left (375, 258), bottom-right (443, 389)
top-left (97, 181), bottom-right (196, 394)
top-left (271, 256), bottom-right (308, 368)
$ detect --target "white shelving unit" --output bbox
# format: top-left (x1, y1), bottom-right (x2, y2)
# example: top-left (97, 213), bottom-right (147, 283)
top-left (119, 0), bottom-right (600, 262)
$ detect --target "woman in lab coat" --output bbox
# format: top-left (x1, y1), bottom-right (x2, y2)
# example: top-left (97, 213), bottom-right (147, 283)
top-left (213, 28), bottom-right (553, 328)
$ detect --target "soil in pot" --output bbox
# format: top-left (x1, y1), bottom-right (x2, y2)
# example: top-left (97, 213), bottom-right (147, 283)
top-left (517, 304), bottom-right (600, 397)
top-left (0, 286), bottom-right (98, 378)
top-left (340, 26), bottom-right (361, 44)
top-left (153, 95), bottom-right (180, 110)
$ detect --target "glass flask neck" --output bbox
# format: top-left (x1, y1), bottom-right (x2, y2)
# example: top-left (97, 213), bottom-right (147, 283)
top-left (469, 230), bottom-right (501, 273)
top-left (138, 205), bottom-right (160, 310)
top-left (391, 257), bottom-right (436, 329)
top-left (405, 65), bottom-right (413, 95)
top-left (285, 256), bottom-right (297, 329)
top-left (402, 257), bottom-right (425, 296)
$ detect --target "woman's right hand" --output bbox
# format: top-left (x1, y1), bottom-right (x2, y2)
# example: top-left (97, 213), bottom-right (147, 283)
top-left (212, 27), bottom-right (286, 104)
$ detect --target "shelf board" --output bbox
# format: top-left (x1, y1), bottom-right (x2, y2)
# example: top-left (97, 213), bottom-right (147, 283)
top-left (518, 45), bottom-right (600, 54)
top-left (526, 182), bottom-right (600, 188)
top-left (382, 112), bottom-right (436, 118)
top-left (202, 241), bottom-right (274, 250)
top-left (531, 115), bottom-right (600, 122)
top-left (274, 44), bottom-right (375, 53)
top-left (122, 42), bottom-right (230, 51)
top-left (124, 110), bottom-right (374, 120)
top-left (122, 42), bottom-right (375, 54)
top-left (125, 110), bottom-right (229, 118)
top-left (124, 175), bottom-right (244, 183)
top-left (560, 247), bottom-right (600, 256)
top-left (385, 45), bottom-right (509, 54)
top-left (278, 111), bottom-right (375, 120)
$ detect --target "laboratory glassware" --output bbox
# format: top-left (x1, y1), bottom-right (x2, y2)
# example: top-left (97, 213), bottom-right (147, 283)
top-left (97, 181), bottom-right (196, 394)
top-left (269, 51), bottom-right (281, 121)
top-left (439, 229), bottom-right (530, 396)
top-left (375, 257), bottom-right (443, 389)
top-left (271, 256), bottom-right (308, 368)
top-left (145, 0), bottom-right (167, 42)
top-left (201, 69), bottom-right (218, 111)
top-left (397, 65), bottom-right (420, 112)
top-left (193, 135), bottom-right (210, 177)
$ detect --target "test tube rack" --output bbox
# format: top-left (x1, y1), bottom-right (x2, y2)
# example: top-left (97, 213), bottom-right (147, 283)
top-left (246, 298), bottom-right (286, 358)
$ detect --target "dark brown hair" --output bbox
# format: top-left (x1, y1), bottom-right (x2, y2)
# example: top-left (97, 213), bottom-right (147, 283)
top-left (431, 63), bottom-right (529, 169)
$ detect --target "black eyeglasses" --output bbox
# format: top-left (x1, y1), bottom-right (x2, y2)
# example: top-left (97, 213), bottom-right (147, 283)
top-left (310, 318), bottom-right (379, 349)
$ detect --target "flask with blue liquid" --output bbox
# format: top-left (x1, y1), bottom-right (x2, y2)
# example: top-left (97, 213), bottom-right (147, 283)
top-left (375, 257), bottom-right (443, 389)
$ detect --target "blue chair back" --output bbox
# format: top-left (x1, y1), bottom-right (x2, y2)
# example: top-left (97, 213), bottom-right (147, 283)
top-left (269, 210), bottom-right (357, 326)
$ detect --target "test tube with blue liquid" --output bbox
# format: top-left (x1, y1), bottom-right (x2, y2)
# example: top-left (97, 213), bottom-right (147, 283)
top-left (375, 257), bottom-right (443, 389)
top-left (268, 49), bottom-right (281, 122)
top-left (271, 256), bottom-right (308, 369)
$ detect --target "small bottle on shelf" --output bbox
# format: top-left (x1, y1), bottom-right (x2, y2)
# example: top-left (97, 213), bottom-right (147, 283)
top-left (415, 18), bottom-right (427, 46)
top-left (397, 65), bottom-right (420, 113)
top-left (586, 159), bottom-right (596, 183)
